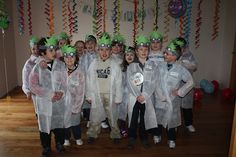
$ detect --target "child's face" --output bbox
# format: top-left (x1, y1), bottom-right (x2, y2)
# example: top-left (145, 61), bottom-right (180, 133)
top-left (44, 48), bottom-right (56, 61)
top-left (58, 39), bottom-right (68, 48)
top-left (75, 42), bottom-right (85, 54)
top-left (136, 46), bottom-right (149, 60)
top-left (30, 45), bottom-right (39, 56)
top-left (112, 43), bottom-right (122, 54)
top-left (150, 41), bottom-right (162, 51)
top-left (164, 51), bottom-right (177, 63)
top-left (85, 41), bottom-right (96, 52)
top-left (125, 53), bottom-right (135, 64)
top-left (98, 47), bottom-right (111, 61)
top-left (64, 55), bottom-right (76, 67)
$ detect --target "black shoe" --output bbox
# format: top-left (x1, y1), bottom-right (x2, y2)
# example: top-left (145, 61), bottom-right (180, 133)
top-left (141, 139), bottom-right (150, 149)
top-left (127, 138), bottom-right (135, 149)
top-left (113, 138), bottom-right (120, 144)
top-left (42, 147), bottom-right (51, 157)
top-left (87, 137), bottom-right (95, 144)
top-left (56, 143), bottom-right (65, 154)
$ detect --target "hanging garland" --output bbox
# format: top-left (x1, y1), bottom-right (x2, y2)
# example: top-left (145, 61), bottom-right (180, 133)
top-left (68, 0), bottom-right (73, 36)
top-left (95, 0), bottom-right (103, 38)
top-left (27, 0), bottom-right (32, 35)
top-left (195, 0), bottom-right (202, 49)
top-left (163, 1), bottom-right (170, 43)
top-left (183, 0), bottom-right (192, 42)
top-left (44, 0), bottom-right (54, 36)
top-left (71, 0), bottom-right (78, 33)
top-left (103, 0), bottom-right (106, 32)
top-left (133, 0), bottom-right (138, 46)
top-left (112, 0), bottom-right (120, 34)
top-left (140, 0), bottom-right (144, 31)
top-left (211, 0), bottom-right (220, 40)
top-left (16, 0), bottom-right (25, 35)
top-left (92, 0), bottom-right (97, 35)
top-left (153, 0), bottom-right (158, 31)
top-left (179, 15), bottom-right (184, 37)
top-left (62, 0), bottom-right (68, 32)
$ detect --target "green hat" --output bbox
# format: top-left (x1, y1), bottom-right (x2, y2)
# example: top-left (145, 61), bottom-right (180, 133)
top-left (45, 36), bottom-right (58, 49)
top-left (98, 33), bottom-right (112, 47)
top-left (150, 31), bottom-right (163, 42)
top-left (61, 45), bottom-right (76, 56)
top-left (112, 33), bottom-right (125, 45)
top-left (85, 34), bottom-right (97, 43)
top-left (135, 35), bottom-right (150, 47)
top-left (165, 42), bottom-right (180, 58)
top-left (58, 32), bottom-right (69, 40)
top-left (125, 46), bottom-right (135, 54)
top-left (29, 36), bottom-right (39, 47)
top-left (173, 37), bottom-right (187, 48)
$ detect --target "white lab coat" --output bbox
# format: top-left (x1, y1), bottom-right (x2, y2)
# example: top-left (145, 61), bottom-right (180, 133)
top-left (86, 57), bottom-right (123, 126)
top-left (155, 62), bottom-right (194, 128)
top-left (126, 60), bottom-right (158, 130)
top-left (29, 59), bottom-right (67, 134)
top-left (118, 71), bottom-right (128, 121)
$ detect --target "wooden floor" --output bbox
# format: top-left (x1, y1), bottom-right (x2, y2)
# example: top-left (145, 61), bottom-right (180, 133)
top-left (0, 87), bottom-right (235, 157)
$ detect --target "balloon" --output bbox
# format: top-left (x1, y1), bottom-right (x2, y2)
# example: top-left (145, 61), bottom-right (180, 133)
top-left (211, 80), bottom-right (219, 92)
top-left (200, 79), bottom-right (214, 94)
top-left (222, 88), bottom-right (234, 101)
top-left (193, 88), bottom-right (203, 102)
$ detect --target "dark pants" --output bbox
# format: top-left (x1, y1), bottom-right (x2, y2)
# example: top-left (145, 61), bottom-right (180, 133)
top-left (118, 119), bottom-right (126, 131)
top-left (83, 108), bottom-right (90, 121)
top-left (40, 128), bottom-right (65, 149)
top-left (128, 101), bottom-right (147, 140)
top-left (182, 108), bottom-right (193, 126)
top-left (155, 124), bottom-right (176, 141)
top-left (65, 124), bottom-right (81, 140)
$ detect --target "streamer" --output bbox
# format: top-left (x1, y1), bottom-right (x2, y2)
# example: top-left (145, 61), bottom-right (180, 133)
top-left (27, 0), bottom-right (32, 35)
top-left (183, 0), bottom-right (192, 42)
top-left (163, 1), bottom-right (170, 43)
top-left (195, 0), bottom-right (202, 49)
top-left (62, 0), bottom-right (68, 32)
top-left (16, 0), bottom-right (25, 35)
top-left (153, 0), bottom-right (158, 31)
top-left (211, 0), bottom-right (220, 40)
top-left (133, 0), bottom-right (138, 46)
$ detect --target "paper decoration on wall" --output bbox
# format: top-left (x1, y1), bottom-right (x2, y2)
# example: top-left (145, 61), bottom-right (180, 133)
top-left (211, 0), bottom-right (220, 40)
top-left (179, 15), bottom-right (184, 36)
top-left (27, 0), bottom-right (32, 35)
top-left (153, 0), bottom-right (158, 31)
top-left (195, 0), bottom-right (202, 49)
top-left (68, 0), bottom-right (73, 36)
top-left (112, 0), bottom-right (121, 34)
top-left (163, 1), bottom-right (170, 43)
top-left (183, 0), bottom-right (192, 41)
top-left (168, 0), bottom-right (187, 18)
top-left (69, 0), bottom-right (78, 34)
top-left (16, 0), bottom-right (25, 35)
top-left (62, 0), bottom-right (68, 32)
top-left (95, 0), bottom-right (103, 38)
top-left (133, 0), bottom-right (138, 46)
top-left (44, 0), bottom-right (55, 36)
top-left (103, 0), bottom-right (106, 32)
top-left (140, 0), bottom-right (145, 31)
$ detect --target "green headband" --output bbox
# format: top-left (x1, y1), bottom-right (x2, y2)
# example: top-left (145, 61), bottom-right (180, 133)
top-left (112, 33), bottom-right (125, 44)
top-left (135, 35), bottom-right (150, 47)
top-left (98, 33), bottom-right (112, 47)
top-left (61, 45), bottom-right (76, 56)
top-left (150, 31), bottom-right (163, 42)
top-left (29, 36), bottom-right (39, 47)
top-left (45, 36), bottom-right (58, 49)
top-left (58, 32), bottom-right (69, 40)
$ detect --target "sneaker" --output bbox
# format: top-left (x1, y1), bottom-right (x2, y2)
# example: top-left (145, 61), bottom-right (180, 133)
top-left (56, 143), bottom-right (65, 154)
top-left (168, 140), bottom-right (176, 149)
top-left (120, 129), bottom-right (128, 138)
top-left (186, 125), bottom-right (196, 132)
top-left (127, 138), bottom-right (135, 149)
top-left (87, 137), bottom-right (95, 144)
top-left (63, 139), bottom-right (70, 146)
top-left (153, 136), bottom-right (161, 144)
top-left (42, 147), bottom-right (51, 157)
top-left (101, 121), bottom-right (109, 129)
top-left (141, 139), bottom-right (150, 149)
top-left (76, 139), bottom-right (83, 145)
top-left (86, 121), bottom-right (90, 128)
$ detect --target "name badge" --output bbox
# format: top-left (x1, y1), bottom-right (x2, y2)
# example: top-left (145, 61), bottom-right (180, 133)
top-left (170, 72), bottom-right (179, 78)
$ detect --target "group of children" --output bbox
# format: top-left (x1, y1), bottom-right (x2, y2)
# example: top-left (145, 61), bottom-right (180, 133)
top-left (22, 30), bottom-right (197, 157)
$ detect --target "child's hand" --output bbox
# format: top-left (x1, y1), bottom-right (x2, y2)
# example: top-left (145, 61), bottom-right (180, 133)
top-left (137, 95), bottom-right (145, 103)
top-left (51, 91), bottom-right (63, 102)
top-left (171, 90), bottom-right (179, 96)
top-left (39, 60), bottom-right (47, 69)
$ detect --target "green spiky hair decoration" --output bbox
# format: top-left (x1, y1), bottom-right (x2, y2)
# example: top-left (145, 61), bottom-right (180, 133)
top-left (135, 35), bottom-right (150, 47)
top-left (173, 38), bottom-right (185, 48)
top-left (45, 36), bottom-right (58, 48)
top-left (150, 31), bottom-right (163, 42)
top-left (0, 15), bottom-right (9, 30)
top-left (125, 46), bottom-right (135, 54)
top-left (112, 33), bottom-right (125, 44)
top-left (29, 36), bottom-right (39, 47)
top-left (58, 32), bottom-right (69, 40)
top-left (61, 45), bottom-right (76, 56)
top-left (85, 34), bottom-right (97, 42)
top-left (166, 42), bottom-right (180, 57)
top-left (101, 32), bottom-right (111, 39)
top-left (98, 33), bottom-right (112, 47)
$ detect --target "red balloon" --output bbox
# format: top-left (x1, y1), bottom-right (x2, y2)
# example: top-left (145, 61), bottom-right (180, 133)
top-left (194, 88), bottom-right (203, 101)
top-left (211, 80), bottom-right (219, 92)
top-left (221, 88), bottom-right (233, 100)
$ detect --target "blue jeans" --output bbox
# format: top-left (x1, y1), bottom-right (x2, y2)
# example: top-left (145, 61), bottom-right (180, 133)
top-left (65, 125), bottom-right (81, 140)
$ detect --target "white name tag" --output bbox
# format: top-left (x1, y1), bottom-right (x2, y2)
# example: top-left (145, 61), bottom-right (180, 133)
top-left (170, 72), bottom-right (179, 77)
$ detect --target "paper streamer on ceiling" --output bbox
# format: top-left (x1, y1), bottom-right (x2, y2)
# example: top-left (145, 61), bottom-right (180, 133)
top-left (183, 0), bottom-right (192, 42)
top-left (153, 0), bottom-right (158, 31)
top-left (163, 1), bottom-right (170, 43)
top-left (62, 0), bottom-right (68, 32)
top-left (16, 0), bottom-right (25, 35)
top-left (44, 0), bottom-right (54, 36)
top-left (211, 0), bottom-right (220, 40)
top-left (140, 0), bottom-right (144, 31)
top-left (195, 0), bottom-right (202, 49)
top-left (27, 0), bottom-right (32, 35)
top-left (133, 0), bottom-right (138, 46)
